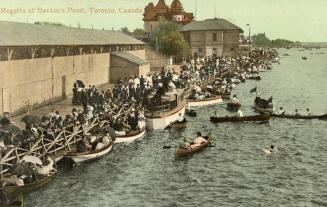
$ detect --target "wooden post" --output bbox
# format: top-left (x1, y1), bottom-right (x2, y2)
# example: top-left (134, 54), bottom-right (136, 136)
top-left (7, 48), bottom-right (13, 61)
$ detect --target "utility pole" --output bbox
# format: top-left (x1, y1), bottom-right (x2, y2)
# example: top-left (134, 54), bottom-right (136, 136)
top-left (246, 24), bottom-right (251, 56)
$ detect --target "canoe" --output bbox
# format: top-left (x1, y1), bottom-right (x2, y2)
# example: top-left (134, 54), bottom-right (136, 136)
top-left (210, 114), bottom-right (271, 123)
top-left (64, 142), bottom-right (114, 164)
top-left (115, 129), bottom-right (146, 143)
top-left (187, 96), bottom-right (223, 107)
top-left (4, 171), bottom-right (57, 195)
top-left (227, 102), bottom-right (241, 111)
top-left (248, 76), bottom-right (261, 81)
top-left (176, 137), bottom-right (212, 157)
top-left (185, 109), bottom-right (197, 117)
top-left (272, 113), bottom-right (327, 120)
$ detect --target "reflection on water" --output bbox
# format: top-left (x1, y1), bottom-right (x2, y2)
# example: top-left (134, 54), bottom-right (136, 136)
top-left (25, 48), bottom-right (327, 207)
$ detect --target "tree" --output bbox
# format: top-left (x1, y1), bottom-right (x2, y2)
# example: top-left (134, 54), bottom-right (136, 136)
top-left (153, 22), bottom-right (190, 59)
top-left (121, 27), bottom-right (131, 35)
top-left (252, 33), bottom-right (271, 47)
top-left (158, 31), bottom-right (190, 59)
top-left (132, 28), bottom-right (146, 37)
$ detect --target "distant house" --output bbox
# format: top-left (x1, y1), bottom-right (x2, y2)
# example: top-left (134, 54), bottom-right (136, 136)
top-left (143, 0), bottom-right (194, 34)
top-left (180, 18), bottom-right (243, 57)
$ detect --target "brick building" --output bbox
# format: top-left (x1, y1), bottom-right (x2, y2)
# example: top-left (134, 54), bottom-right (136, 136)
top-left (143, 0), bottom-right (194, 34)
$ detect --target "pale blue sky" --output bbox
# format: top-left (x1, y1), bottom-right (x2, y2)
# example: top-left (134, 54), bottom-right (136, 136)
top-left (0, 0), bottom-right (326, 42)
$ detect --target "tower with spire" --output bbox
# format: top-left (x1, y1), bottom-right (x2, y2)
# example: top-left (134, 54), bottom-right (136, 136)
top-left (143, 0), bottom-right (194, 34)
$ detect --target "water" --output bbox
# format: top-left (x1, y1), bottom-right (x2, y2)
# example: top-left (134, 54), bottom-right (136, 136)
top-left (25, 48), bottom-right (327, 207)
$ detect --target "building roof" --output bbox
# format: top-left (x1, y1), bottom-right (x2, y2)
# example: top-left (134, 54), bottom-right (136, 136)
top-left (111, 51), bottom-right (149, 65)
top-left (0, 21), bottom-right (145, 47)
top-left (181, 18), bottom-right (243, 32)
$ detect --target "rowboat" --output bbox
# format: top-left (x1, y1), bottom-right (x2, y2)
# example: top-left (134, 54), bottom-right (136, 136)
top-left (169, 120), bottom-right (187, 129)
top-left (187, 96), bottom-right (223, 107)
top-left (272, 113), bottom-right (327, 120)
top-left (210, 114), bottom-right (271, 123)
top-left (115, 129), bottom-right (146, 143)
top-left (3, 171), bottom-right (57, 195)
top-left (64, 141), bottom-right (114, 164)
top-left (176, 136), bottom-right (212, 157)
top-left (227, 102), bottom-right (241, 111)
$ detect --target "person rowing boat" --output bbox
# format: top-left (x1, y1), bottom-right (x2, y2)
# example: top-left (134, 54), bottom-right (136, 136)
top-left (179, 138), bottom-right (191, 149)
top-left (306, 108), bottom-right (312, 116)
top-left (231, 95), bottom-right (240, 104)
top-left (262, 145), bottom-right (276, 154)
top-left (192, 132), bottom-right (207, 147)
top-left (276, 107), bottom-right (285, 115)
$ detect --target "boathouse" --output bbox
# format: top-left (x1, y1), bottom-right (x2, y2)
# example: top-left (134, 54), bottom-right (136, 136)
top-left (0, 21), bottom-right (150, 115)
top-left (180, 18), bottom-right (243, 57)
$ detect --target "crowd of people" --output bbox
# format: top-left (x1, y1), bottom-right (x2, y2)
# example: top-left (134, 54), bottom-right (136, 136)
top-left (1, 49), bottom-right (278, 157)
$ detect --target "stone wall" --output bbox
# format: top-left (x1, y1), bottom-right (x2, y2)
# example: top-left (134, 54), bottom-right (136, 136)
top-left (0, 53), bottom-right (110, 115)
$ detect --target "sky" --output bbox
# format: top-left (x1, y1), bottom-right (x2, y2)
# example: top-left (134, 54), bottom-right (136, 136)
top-left (0, 0), bottom-right (327, 42)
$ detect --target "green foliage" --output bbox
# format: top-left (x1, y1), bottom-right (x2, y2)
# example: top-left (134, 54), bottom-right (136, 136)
top-left (252, 33), bottom-right (271, 47)
top-left (253, 33), bottom-right (294, 48)
top-left (271, 39), bottom-right (294, 47)
top-left (132, 28), bottom-right (146, 36)
top-left (121, 27), bottom-right (131, 35)
top-left (153, 22), bottom-right (190, 58)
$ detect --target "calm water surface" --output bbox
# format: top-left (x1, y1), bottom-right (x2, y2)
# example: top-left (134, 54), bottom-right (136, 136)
top-left (25, 48), bottom-right (327, 207)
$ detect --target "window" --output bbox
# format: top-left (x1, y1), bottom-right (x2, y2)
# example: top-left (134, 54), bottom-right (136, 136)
top-left (213, 48), bottom-right (217, 55)
top-left (198, 48), bottom-right (203, 53)
top-left (230, 48), bottom-right (234, 51)
top-left (213, 33), bottom-right (217, 41)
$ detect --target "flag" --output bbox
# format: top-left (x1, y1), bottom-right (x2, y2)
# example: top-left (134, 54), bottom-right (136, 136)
top-left (250, 87), bottom-right (257, 93)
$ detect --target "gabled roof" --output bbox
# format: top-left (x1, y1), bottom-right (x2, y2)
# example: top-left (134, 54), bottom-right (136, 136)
top-left (0, 21), bottom-right (145, 47)
top-left (181, 18), bottom-right (243, 32)
top-left (111, 51), bottom-right (149, 65)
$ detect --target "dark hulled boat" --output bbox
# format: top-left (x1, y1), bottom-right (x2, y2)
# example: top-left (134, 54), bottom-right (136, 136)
top-left (210, 114), bottom-right (271, 123)
top-left (3, 171), bottom-right (57, 195)
top-left (272, 114), bottom-right (327, 120)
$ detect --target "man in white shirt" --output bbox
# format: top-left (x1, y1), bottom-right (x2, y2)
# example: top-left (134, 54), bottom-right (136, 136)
top-left (276, 107), bottom-right (285, 115)
top-left (193, 132), bottom-right (207, 147)
top-left (177, 113), bottom-right (185, 122)
top-left (231, 95), bottom-right (240, 104)
top-left (236, 109), bottom-right (244, 117)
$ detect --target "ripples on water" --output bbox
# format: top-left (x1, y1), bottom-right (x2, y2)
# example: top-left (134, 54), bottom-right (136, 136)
top-left (25, 49), bottom-right (327, 207)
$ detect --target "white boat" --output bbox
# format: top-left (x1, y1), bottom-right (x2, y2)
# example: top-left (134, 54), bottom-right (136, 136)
top-left (64, 142), bottom-right (114, 164)
top-left (115, 129), bottom-right (146, 143)
top-left (145, 89), bottom-right (186, 130)
top-left (187, 96), bottom-right (223, 107)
